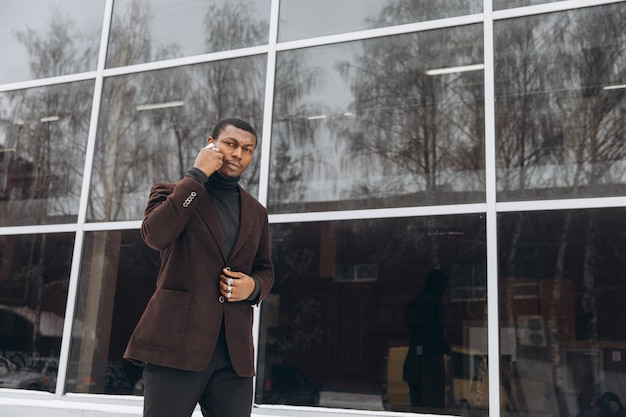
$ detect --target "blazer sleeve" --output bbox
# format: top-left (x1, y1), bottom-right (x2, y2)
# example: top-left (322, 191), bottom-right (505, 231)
top-left (141, 177), bottom-right (206, 251)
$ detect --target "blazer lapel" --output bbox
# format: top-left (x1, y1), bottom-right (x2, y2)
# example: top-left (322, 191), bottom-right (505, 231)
top-left (228, 187), bottom-right (254, 261)
top-left (196, 191), bottom-right (228, 262)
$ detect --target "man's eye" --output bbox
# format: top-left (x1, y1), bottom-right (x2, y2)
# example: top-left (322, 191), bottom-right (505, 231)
top-left (244, 148), bottom-right (254, 154)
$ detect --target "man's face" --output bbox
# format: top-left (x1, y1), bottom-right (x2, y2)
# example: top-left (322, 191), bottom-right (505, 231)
top-left (211, 124), bottom-right (257, 178)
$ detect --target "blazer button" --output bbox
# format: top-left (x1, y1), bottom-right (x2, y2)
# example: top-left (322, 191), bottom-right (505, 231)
top-left (218, 295), bottom-right (225, 303)
top-left (182, 191), bottom-right (197, 208)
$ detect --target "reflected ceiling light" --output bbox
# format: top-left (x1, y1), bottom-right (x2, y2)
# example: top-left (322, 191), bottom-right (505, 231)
top-left (603, 84), bottom-right (626, 90)
top-left (307, 115), bottom-right (327, 120)
top-left (343, 112), bottom-right (353, 116)
top-left (136, 100), bottom-right (185, 111)
top-left (40, 116), bottom-right (59, 123)
top-left (0, 147), bottom-right (16, 153)
top-left (426, 64), bottom-right (485, 76)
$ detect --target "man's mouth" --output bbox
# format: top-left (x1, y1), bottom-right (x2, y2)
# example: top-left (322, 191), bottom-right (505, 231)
top-left (225, 160), bottom-right (241, 170)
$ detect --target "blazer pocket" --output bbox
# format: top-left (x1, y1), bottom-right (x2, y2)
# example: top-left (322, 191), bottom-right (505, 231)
top-left (134, 289), bottom-right (192, 352)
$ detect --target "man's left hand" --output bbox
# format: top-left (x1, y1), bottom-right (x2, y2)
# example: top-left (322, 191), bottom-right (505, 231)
top-left (220, 268), bottom-right (255, 302)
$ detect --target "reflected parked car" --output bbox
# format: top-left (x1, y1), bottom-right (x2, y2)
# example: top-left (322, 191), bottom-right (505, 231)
top-left (260, 364), bottom-right (320, 406)
top-left (0, 356), bottom-right (58, 392)
top-left (383, 346), bottom-right (510, 415)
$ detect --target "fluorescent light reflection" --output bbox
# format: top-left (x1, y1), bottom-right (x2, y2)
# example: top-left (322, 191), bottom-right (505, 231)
top-left (40, 116), bottom-right (59, 123)
top-left (603, 84), bottom-right (626, 90)
top-left (426, 64), bottom-right (485, 76)
top-left (136, 100), bottom-right (185, 111)
top-left (305, 113), bottom-right (354, 120)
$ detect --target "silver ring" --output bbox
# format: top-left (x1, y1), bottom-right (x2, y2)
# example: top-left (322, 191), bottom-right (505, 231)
top-left (227, 286), bottom-right (232, 293)
top-left (227, 278), bottom-right (233, 286)
top-left (226, 292), bottom-right (231, 299)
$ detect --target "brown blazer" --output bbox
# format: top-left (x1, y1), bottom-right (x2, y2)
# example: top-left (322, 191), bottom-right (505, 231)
top-left (124, 176), bottom-right (274, 376)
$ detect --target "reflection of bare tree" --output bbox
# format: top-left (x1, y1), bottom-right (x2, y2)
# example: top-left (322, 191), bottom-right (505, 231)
top-left (0, 10), bottom-right (94, 225)
top-left (203, 1), bottom-right (268, 51)
top-left (496, 5), bottom-right (625, 416)
top-left (198, 1), bottom-right (269, 190)
top-left (496, 6), bottom-right (625, 196)
top-left (495, 14), bottom-right (565, 194)
top-left (15, 9), bottom-right (99, 78)
top-left (265, 226), bottom-right (323, 361)
top-left (270, 2), bottom-right (485, 211)
top-left (106, 0), bottom-right (182, 68)
top-left (2, 8), bottom-right (109, 226)
top-left (92, 1), bottom-right (178, 221)
top-left (0, 11), bottom-right (95, 394)
top-left (334, 24), bottom-right (484, 202)
top-left (549, 210), bottom-right (573, 417)
top-left (365, 0), bottom-right (477, 27)
top-left (91, 68), bottom-right (194, 221)
top-left (564, 5), bottom-right (625, 401)
top-left (497, 10), bottom-right (562, 411)
top-left (270, 0), bottom-right (486, 210)
top-left (90, 1), bottom-right (268, 221)
top-left (269, 50), bottom-right (324, 206)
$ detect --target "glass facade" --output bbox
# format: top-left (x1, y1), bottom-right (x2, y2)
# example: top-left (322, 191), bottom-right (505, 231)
top-left (277, 0), bottom-right (482, 42)
top-left (88, 58), bottom-right (266, 222)
top-left (257, 215), bottom-right (487, 412)
top-left (1, 1), bottom-right (625, 417)
top-left (497, 208), bottom-right (626, 415)
top-left (106, 0), bottom-right (271, 67)
top-left (0, 0), bottom-right (105, 84)
top-left (269, 25), bottom-right (485, 213)
top-left (0, 81), bottom-right (93, 226)
top-left (494, 4), bottom-right (626, 201)
top-left (0, 233), bottom-right (73, 391)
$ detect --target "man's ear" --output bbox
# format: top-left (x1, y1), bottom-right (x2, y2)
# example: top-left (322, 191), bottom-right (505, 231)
top-left (206, 137), bottom-right (215, 146)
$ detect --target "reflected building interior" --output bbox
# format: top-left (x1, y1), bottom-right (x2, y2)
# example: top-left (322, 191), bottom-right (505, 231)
top-left (0, 1), bottom-right (625, 417)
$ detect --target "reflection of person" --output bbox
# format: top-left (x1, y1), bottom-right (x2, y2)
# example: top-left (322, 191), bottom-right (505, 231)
top-left (124, 118), bottom-right (275, 417)
top-left (577, 392), bottom-right (626, 417)
top-left (402, 268), bottom-right (451, 411)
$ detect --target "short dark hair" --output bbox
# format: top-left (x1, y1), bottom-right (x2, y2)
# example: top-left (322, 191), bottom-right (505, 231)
top-left (211, 118), bottom-right (257, 143)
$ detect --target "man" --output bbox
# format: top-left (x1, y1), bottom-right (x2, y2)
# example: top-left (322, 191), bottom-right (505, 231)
top-left (124, 118), bottom-right (275, 417)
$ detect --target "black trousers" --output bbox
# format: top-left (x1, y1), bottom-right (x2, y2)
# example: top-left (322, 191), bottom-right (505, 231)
top-left (142, 328), bottom-right (253, 417)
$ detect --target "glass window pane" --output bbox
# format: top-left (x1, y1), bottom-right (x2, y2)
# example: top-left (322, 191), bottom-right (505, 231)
top-left (0, 82), bottom-right (94, 226)
top-left (0, 233), bottom-right (74, 392)
top-left (0, 1), bottom-right (104, 84)
top-left (269, 25), bottom-right (485, 214)
top-left (107, 0), bottom-right (271, 68)
top-left (88, 56), bottom-right (266, 222)
top-left (494, 4), bottom-right (626, 201)
top-left (494, 0), bottom-right (561, 11)
top-left (67, 230), bottom-right (158, 394)
top-left (278, 0), bottom-right (482, 42)
top-left (498, 208), bottom-right (626, 416)
top-left (257, 214), bottom-right (488, 414)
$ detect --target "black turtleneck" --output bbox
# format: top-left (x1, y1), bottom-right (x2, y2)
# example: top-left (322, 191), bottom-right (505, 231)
top-left (206, 172), bottom-right (241, 259)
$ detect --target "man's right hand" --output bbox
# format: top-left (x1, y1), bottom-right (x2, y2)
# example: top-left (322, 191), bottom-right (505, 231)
top-left (193, 141), bottom-right (223, 176)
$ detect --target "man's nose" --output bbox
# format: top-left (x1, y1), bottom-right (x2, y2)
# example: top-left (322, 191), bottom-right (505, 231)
top-left (231, 146), bottom-right (242, 158)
